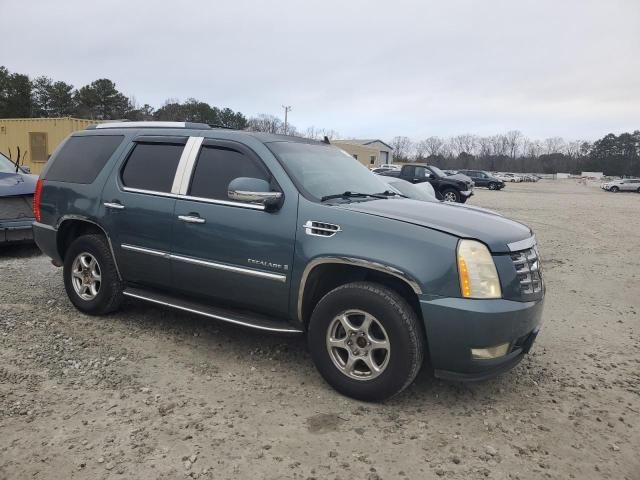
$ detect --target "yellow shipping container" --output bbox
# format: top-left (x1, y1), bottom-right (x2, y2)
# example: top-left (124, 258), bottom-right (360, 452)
top-left (0, 117), bottom-right (99, 175)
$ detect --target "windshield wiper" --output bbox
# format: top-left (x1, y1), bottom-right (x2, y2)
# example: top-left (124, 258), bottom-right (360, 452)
top-left (374, 190), bottom-right (407, 198)
top-left (320, 191), bottom-right (388, 202)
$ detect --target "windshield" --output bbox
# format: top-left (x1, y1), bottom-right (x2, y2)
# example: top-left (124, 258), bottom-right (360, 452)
top-left (268, 142), bottom-right (391, 201)
top-left (429, 166), bottom-right (447, 177)
top-left (0, 152), bottom-right (18, 174)
top-left (386, 180), bottom-right (437, 202)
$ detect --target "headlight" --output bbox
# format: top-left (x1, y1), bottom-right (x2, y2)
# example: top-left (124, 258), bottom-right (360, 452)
top-left (457, 239), bottom-right (502, 299)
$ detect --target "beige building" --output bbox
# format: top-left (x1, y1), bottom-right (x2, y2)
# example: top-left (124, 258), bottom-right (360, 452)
top-left (333, 140), bottom-right (381, 168)
top-left (0, 117), bottom-right (99, 174)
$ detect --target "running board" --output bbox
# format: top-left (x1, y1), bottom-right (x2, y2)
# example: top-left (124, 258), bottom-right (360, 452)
top-left (123, 287), bottom-right (304, 334)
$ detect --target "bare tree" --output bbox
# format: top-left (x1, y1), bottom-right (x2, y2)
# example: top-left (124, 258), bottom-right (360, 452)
top-left (247, 114), bottom-right (284, 134)
top-left (449, 134), bottom-right (478, 156)
top-left (422, 136), bottom-right (445, 157)
top-left (390, 136), bottom-right (413, 162)
top-left (414, 140), bottom-right (428, 161)
top-left (505, 130), bottom-right (523, 159)
top-left (544, 137), bottom-right (566, 154)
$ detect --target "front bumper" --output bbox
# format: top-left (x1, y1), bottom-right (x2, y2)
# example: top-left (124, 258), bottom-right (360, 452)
top-left (460, 190), bottom-right (474, 198)
top-left (419, 296), bottom-right (544, 381)
top-left (1, 218), bottom-right (34, 244)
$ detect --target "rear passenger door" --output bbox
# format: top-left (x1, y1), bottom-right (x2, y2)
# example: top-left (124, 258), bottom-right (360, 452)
top-left (101, 136), bottom-right (187, 289)
top-left (170, 139), bottom-right (297, 318)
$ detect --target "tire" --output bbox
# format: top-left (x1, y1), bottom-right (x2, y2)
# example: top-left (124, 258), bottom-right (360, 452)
top-left (488, 182), bottom-right (497, 190)
top-left (63, 234), bottom-right (124, 315)
top-left (610, 186), bottom-right (619, 192)
top-left (308, 281), bottom-right (425, 401)
top-left (637, 187), bottom-right (640, 193)
top-left (442, 188), bottom-right (460, 203)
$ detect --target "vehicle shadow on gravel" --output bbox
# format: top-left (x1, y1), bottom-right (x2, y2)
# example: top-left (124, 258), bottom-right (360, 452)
top-left (0, 244), bottom-right (42, 259)
top-left (118, 300), bottom-right (529, 406)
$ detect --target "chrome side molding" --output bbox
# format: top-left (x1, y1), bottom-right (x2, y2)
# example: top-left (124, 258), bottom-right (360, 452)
top-left (120, 243), bottom-right (287, 282)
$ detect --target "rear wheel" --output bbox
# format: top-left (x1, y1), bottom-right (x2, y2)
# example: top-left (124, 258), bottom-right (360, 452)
top-left (63, 234), bottom-right (123, 315)
top-left (442, 188), bottom-right (460, 202)
top-left (308, 282), bottom-right (424, 401)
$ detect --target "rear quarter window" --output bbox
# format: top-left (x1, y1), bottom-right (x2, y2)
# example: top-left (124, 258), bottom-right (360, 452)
top-left (45, 135), bottom-right (124, 184)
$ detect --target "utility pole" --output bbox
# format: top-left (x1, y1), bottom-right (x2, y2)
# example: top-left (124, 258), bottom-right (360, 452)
top-left (282, 105), bottom-right (292, 135)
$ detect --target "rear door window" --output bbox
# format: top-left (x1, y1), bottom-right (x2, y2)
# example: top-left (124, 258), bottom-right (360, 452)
top-left (188, 146), bottom-right (270, 200)
top-left (121, 142), bottom-right (184, 193)
top-left (45, 135), bottom-right (124, 184)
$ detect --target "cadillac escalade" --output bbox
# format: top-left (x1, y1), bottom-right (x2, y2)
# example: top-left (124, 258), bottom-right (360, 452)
top-left (32, 122), bottom-right (545, 401)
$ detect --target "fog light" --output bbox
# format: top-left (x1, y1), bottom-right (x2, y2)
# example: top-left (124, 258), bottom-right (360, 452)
top-left (471, 343), bottom-right (510, 360)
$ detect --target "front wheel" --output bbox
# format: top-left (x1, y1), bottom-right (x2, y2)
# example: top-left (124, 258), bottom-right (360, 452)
top-left (442, 188), bottom-right (460, 202)
top-left (63, 234), bottom-right (124, 315)
top-left (308, 282), bottom-right (425, 401)
top-left (610, 186), bottom-right (619, 192)
top-left (488, 182), bottom-right (497, 190)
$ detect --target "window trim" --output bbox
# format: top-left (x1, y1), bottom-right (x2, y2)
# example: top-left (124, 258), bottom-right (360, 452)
top-left (180, 138), bottom-right (281, 208)
top-left (115, 136), bottom-right (279, 212)
top-left (119, 140), bottom-right (186, 194)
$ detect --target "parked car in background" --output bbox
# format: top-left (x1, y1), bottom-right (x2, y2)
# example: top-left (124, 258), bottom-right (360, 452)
top-left (457, 170), bottom-right (505, 190)
top-left (378, 176), bottom-right (438, 201)
top-left (499, 173), bottom-right (523, 183)
top-left (371, 164), bottom-right (400, 173)
top-left (0, 152), bottom-right (37, 244)
top-left (379, 164), bottom-right (474, 203)
top-left (32, 122), bottom-right (544, 401)
top-left (602, 178), bottom-right (640, 193)
top-left (379, 176), bottom-right (503, 216)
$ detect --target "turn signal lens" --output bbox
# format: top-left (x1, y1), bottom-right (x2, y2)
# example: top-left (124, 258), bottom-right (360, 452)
top-left (457, 240), bottom-right (502, 299)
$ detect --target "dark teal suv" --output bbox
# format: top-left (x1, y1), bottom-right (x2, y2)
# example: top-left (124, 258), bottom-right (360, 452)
top-left (33, 122), bottom-right (545, 401)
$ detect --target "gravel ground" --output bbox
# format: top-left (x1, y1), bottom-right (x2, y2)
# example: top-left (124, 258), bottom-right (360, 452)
top-left (1, 180), bottom-right (638, 480)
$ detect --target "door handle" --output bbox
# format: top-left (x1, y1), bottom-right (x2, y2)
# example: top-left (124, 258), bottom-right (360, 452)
top-left (104, 202), bottom-right (125, 210)
top-left (178, 215), bottom-right (205, 224)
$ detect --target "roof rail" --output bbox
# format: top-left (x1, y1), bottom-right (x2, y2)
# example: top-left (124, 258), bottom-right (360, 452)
top-left (88, 121), bottom-right (212, 130)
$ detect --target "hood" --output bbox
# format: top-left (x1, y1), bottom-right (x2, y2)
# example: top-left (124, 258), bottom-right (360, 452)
top-left (446, 173), bottom-right (472, 184)
top-left (0, 172), bottom-right (38, 197)
top-left (338, 198), bottom-right (532, 253)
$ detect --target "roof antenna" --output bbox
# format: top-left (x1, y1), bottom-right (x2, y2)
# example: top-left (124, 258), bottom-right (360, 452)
top-left (323, 136), bottom-right (330, 144)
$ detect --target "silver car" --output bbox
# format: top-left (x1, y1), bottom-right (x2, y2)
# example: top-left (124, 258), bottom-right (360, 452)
top-left (602, 178), bottom-right (640, 193)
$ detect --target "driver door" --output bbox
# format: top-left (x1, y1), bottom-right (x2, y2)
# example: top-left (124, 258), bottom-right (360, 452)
top-left (170, 139), bottom-right (297, 318)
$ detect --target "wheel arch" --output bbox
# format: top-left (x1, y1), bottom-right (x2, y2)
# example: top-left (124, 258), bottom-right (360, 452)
top-left (56, 216), bottom-right (122, 279)
top-left (298, 257), bottom-right (423, 327)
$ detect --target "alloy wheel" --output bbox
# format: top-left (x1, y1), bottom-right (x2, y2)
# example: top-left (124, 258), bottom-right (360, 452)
top-left (326, 310), bottom-right (391, 381)
top-left (71, 252), bottom-right (102, 301)
top-left (443, 191), bottom-right (458, 202)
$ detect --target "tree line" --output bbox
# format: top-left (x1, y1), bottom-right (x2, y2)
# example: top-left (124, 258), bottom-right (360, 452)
top-left (0, 66), bottom-right (248, 129)
top-left (1, 65), bottom-right (637, 176)
top-left (390, 130), bottom-right (640, 177)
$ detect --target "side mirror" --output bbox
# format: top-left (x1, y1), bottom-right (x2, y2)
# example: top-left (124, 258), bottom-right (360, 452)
top-left (228, 177), bottom-right (282, 208)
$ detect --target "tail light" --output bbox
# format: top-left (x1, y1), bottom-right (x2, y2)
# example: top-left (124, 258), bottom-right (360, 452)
top-left (33, 178), bottom-right (43, 222)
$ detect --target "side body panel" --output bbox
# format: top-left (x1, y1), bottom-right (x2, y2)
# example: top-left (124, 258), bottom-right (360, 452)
top-left (288, 196), bottom-right (461, 323)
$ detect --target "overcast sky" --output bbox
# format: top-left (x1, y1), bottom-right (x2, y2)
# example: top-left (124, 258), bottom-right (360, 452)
top-left (2, 0), bottom-right (638, 141)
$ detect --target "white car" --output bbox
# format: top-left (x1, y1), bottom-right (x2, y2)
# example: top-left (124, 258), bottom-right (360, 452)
top-left (602, 178), bottom-right (640, 193)
top-left (499, 173), bottom-right (522, 183)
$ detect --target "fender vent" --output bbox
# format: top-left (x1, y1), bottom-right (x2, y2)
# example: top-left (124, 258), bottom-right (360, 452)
top-left (303, 221), bottom-right (341, 237)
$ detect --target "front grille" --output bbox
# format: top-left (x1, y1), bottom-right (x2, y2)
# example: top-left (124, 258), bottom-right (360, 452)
top-left (510, 246), bottom-right (543, 296)
top-left (0, 195), bottom-right (34, 220)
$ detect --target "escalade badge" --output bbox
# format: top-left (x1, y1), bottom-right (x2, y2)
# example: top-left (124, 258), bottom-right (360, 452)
top-left (248, 259), bottom-right (289, 271)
